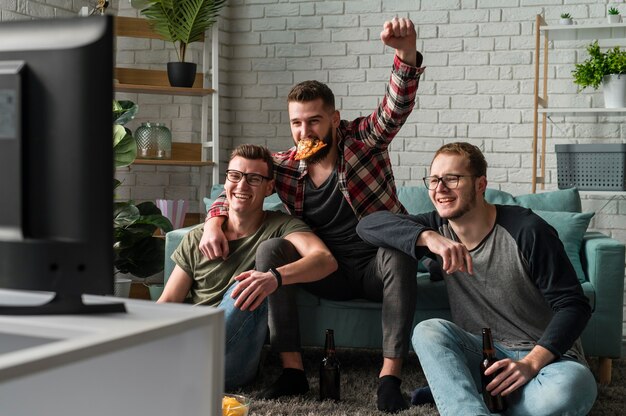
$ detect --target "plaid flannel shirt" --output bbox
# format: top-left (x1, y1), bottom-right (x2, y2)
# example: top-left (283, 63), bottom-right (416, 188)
top-left (207, 54), bottom-right (424, 221)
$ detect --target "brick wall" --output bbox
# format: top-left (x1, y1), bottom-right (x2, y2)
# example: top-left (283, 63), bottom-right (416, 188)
top-left (2, 0), bottom-right (625, 337)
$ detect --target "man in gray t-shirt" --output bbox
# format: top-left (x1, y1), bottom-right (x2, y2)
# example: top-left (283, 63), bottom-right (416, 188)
top-left (357, 142), bottom-right (596, 416)
top-left (159, 144), bottom-right (337, 392)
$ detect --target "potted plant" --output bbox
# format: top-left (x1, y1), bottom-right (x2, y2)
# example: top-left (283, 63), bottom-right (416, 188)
top-left (141, 0), bottom-right (228, 87)
top-left (572, 41), bottom-right (626, 108)
top-left (113, 100), bottom-right (173, 294)
top-left (560, 13), bottom-right (573, 25)
top-left (608, 7), bottom-right (621, 24)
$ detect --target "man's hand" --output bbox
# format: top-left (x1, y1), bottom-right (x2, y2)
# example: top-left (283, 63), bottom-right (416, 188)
top-left (380, 17), bottom-right (417, 66)
top-left (231, 270), bottom-right (278, 311)
top-left (483, 359), bottom-right (537, 397)
top-left (485, 345), bottom-right (555, 396)
top-left (199, 217), bottom-right (229, 260)
top-left (418, 230), bottom-right (473, 275)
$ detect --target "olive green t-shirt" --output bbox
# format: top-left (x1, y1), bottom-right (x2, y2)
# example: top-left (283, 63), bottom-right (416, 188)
top-left (172, 211), bottom-right (310, 306)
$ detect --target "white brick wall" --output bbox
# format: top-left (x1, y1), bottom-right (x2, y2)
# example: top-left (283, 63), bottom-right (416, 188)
top-left (2, 0), bottom-right (625, 337)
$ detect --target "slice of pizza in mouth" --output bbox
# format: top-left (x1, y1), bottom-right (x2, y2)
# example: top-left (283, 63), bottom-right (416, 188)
top-left (294, 138), bottom-right (327, 160)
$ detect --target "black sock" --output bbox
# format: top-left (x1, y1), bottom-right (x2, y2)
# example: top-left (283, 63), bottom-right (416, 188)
top-left (258, 368), bottom-right (309, 400)
top-left (410, 385), bottom-right (435, 406)
top-left (377, 375), bottom-right (409, 413)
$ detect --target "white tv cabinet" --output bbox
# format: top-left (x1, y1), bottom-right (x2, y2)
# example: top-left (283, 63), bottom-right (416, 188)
top-left (0, 289), bottom-right (224, 416)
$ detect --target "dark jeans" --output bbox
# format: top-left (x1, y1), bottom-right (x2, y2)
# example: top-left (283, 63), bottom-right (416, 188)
top-left (267, 239), bottom-right (418, 358)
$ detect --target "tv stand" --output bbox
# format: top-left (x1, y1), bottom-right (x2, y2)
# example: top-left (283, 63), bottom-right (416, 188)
top-left (0, 289), bottom-right (224, 416)
top-left (0, 292), bottom-right (126, 315)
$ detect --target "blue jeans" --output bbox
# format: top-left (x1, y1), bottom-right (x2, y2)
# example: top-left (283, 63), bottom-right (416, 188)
top-left (219, 283), bottom-right (268, 391)
top-left (412, 319), bottom-right (597, 416)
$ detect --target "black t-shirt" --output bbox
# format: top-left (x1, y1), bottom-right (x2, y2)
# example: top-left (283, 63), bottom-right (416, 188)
top-left (302, 169), bottom-right (377, 264)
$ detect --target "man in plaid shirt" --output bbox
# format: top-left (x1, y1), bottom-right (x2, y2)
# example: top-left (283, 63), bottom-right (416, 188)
top-left (201, 17), bottom-right (425, 413)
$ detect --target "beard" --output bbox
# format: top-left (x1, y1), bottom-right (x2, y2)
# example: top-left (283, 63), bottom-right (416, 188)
top-left (300, 127), bottom-right (333, 165)
top-left (439, 185), bottom-right (477, 220)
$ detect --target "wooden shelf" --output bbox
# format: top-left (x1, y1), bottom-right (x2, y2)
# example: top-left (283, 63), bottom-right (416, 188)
top-left (113, 17), bottom-right (213, 96)
top-left (537, 107), bottom-right (626, 114)
top-left (540, 22), bottom-right (626, 41)
top-left (132, 143), bottom-right (214, 166)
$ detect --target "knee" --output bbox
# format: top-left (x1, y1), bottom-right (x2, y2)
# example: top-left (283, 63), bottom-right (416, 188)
top-left (256, 238), bottom-right (300, 270)
top-left (516, 362), bottom-right (597, 416)
top-left (412, 318), bottom-right (453, 351)
top-left (378, 247), bottom-right (418, 279)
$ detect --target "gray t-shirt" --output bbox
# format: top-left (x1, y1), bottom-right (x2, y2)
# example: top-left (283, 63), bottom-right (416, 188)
top-left (357, 205), bottom-right (591, 361)
top-left (172, 211), bottom-right (310, 306)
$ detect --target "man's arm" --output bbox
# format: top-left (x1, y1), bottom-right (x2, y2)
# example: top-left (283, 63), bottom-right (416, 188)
top-left (231, 231), bottom-right (338, 311)
top-left (351, 18), bottom-right (424, 149)
top-left (157, 265), bottom-right (193, 303)
top-left (357, 211), bottom-right (473, 274)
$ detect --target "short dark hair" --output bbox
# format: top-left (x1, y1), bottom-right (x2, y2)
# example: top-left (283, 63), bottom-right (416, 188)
top-left (433, 142), bottom-right (488, 177)
top-left (287, 80), bottom-right (335, 112)
top-left (230, 144), bottom-right (274, 178)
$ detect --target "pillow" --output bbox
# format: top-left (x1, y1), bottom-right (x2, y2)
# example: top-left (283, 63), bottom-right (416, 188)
top-left (533, 210), bottom-right (594, 283)
top-left (485, 187), bottom-right (581, 213)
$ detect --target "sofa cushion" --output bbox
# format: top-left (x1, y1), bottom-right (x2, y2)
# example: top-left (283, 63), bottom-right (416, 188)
top-left (534, 210), bottom-right (594, 284)
top-left (397, 187), bottom-right (582, 215)
top-left (485, 187), bottom-right (581, 213)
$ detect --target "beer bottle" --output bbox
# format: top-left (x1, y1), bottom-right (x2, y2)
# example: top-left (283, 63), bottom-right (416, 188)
top-left (480, 328), bottom-right (507, 413)
top-left (319, 328), bottom-right (340, 401)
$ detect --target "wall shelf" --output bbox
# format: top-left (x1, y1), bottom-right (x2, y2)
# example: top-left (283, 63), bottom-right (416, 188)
top-left (532, 14), bottom-right (626, 193)
top-left (114, 15), bottom-right (220, 210)
top-left (132, 143), bottom-right (214, 166)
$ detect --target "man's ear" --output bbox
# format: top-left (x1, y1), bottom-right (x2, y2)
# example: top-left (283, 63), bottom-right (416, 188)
top-left (265, 179), bottom-right (275, 197)
top-left (476, 175), bottom-right (488, 195)
top-left (332, 110), bottom-right (340, 128)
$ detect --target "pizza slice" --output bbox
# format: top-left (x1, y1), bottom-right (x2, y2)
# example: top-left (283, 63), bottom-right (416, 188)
top-left (294, 138), bottom-right (327, 160)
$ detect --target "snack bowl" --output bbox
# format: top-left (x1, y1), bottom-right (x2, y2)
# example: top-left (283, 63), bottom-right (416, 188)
top-left (222, 393), bottom-right (251, 416)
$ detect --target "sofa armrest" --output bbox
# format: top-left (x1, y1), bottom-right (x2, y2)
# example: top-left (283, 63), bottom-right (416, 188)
top-left (581, 231), bottom-right (625, 357)
top-left (164, 225), bottom-right (198, 285)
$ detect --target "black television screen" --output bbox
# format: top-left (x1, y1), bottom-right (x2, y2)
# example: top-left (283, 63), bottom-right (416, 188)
top-left (0, 16), bottom-right (124, 314)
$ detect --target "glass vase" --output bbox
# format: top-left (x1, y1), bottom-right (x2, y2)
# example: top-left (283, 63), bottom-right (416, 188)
top-left (135, 122), bottom-right (172, 159)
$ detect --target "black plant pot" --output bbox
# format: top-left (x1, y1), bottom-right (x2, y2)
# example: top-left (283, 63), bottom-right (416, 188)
top-left (167, 62), bottom-right (197, 88)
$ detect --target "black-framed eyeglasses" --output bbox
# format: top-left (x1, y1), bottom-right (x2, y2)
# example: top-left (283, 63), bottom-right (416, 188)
top-left (423, 175), bottom-right (474, 190)
top-left (226, 169), bottom-right (272, 186)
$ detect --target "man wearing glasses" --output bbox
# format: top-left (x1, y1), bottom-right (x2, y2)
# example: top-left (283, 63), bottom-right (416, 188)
top-left (158, 144), bottom-right (337, 392)
top-left (356, 142), bottom-right (596, 415)
top-left (201, 17), bottom-right (425, 413)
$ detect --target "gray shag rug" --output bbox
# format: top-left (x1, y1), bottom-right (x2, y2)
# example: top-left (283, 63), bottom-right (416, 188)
top-left (235, 347), bottom-right (626, 416)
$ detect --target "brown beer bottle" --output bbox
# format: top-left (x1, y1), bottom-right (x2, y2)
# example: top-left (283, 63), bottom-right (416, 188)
top-left (319, 329), bottom-right (340, 401)
top-left (480, 328), bottom-right (507, 413)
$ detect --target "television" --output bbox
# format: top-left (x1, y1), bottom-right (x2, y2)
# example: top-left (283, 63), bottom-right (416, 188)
top-left (0, 16), bottom-right (125, 314)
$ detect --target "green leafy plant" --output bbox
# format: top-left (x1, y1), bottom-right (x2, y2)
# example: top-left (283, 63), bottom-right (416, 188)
top-left (141, 0), bottom-right (228, 63)
top-left (113, 180), bottom-right (173, 277)
top-left (608, 7), bottom-right (620, 15)
top-left (572, 41), bottom-right (626, 90)
top-left (560, 13), bottom-right (572, 19)
top-left (112, 100), bottom-right (173, 277)
top-left (113, 100), bottom-right (138, 167)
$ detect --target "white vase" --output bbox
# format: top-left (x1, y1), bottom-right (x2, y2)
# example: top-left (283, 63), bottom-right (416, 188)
top-left (608, 14), bottom-right (621, 24)
top-left (602, 74), bottom-right (626, 108)
top-left (559, 18), bottom-right (573, 25)
top-left (114, 275), bottom-right (132, 298)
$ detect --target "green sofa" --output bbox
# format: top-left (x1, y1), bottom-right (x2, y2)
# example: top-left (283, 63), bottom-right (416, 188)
top-left (164, 186), bottom-right (625, 383)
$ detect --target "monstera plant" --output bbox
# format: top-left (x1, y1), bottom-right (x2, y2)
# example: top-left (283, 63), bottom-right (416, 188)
top-left (113, 100), bottom-right (173, 278)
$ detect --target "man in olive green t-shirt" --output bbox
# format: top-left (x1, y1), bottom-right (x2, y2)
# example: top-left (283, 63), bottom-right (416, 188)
top-left (159, 144), bottom-right (337, 391)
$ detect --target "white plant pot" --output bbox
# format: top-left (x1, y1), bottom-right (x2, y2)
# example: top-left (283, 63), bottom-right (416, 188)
top-left (559, 18), bottom-right (573, 25)
top-left (602, 74), bottom-right (626, 108)
top-left (114, 276), bottom-right (132, 298)
top-left (608, 14), bottom-right (621, 24)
